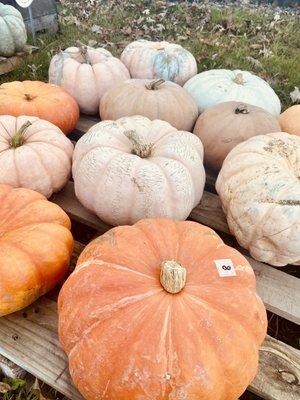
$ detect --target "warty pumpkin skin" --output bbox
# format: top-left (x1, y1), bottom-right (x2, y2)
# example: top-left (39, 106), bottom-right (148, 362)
top-left (0, 115), bottom-right (74, 198)
top-left (278, 105), bottom-right (300, 136)
top-left (0, 3), bottom-right (27, 57)
top-left (49, 46), bottom-right (130, 115)
top-left (100, 78), bottom-right (198, 131)
top-left (73, 116), bottom-right (205, 226)
top-left (184, 69), bottom-right (281, 116)
top-left (193, 101), bottom-right (281, 171)
top-left (58, 218), bottom-right (267, 400)
top-left (0, 184), bottom-right (74, 316)
top-left (0, 81), bottom-right (79, 134)
top-left (121, 40), bottom-right (197, 86)
top-left (216, 132), bottom-right (300, 266)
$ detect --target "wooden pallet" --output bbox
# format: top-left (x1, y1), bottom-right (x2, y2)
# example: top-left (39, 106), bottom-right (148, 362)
top-left (0, 115), bottom-right (299, 400)
top-left (0, 46), bottom-right (39, 76)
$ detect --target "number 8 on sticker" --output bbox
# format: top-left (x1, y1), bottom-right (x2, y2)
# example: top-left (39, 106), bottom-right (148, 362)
top-left (214, 259), bottom-right (236, 277)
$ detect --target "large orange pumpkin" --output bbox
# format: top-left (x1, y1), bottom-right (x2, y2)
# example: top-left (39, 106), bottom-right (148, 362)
top-left (0, 184), bottom-right (74, 316)
top-left (58, 218), bottom-right (267, 400)
top-left (0, 81), bottom-right (79, 134)
top-left (278, 105), bottom-right (300, 136)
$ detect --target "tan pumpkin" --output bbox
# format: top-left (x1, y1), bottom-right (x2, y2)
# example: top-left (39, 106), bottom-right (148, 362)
top-left (49, 45), bottom-right (130, 115)
top-left (193, 101), bottom-right (281, 171)
top-left (0, 115), bottom-right (73, 198)
top-left (58, 218), bottom-right (267, 400)
top-left (278, 105), bottom-right (300, 136)
top-left (100, 79), bottom-right (198, 132)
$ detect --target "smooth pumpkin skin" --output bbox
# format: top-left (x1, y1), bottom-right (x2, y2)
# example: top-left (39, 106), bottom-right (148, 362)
top-left (58, 218), bottom-right (267, 400)
top-left (100, 79), bottom-right (198, 131)
top-left (0, 115), bottom-right (74, 197)
top-left (0, 3), bottom-right (27, 57)
top-left (121, 40), bottom-right (197, 86)
top-left (193, 101), bottom-right (281, 171)
top-left (49, 46), bottom-right (130, 115)
top-left (216, 132), bottom-right (300, 266)
top-left (278, 105), bottom-right (300, 136)
top-left (0, 184), bottom-right (74, 316)
top-left (0, 81), bottom-right (79, 134)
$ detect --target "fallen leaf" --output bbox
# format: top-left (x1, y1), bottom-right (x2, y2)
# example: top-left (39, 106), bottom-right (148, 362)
top-left (290, 87), bottom-right (300, 103)
top-left (0, 382), bottom-right (11, 393)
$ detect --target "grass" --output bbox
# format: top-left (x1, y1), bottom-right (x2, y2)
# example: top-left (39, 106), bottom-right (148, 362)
top-left (1, 0), bottom-right (299, 109)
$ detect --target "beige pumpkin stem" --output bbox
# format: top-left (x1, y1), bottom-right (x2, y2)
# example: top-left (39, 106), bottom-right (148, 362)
top-left (124, 130), bottom-right (153, 158)
top-left (76, 41), bottom-right (91, 65)
top-left (11, 121), bottom-right (32, 148)
top-left (145, 79), bottom-right (165, 90)
top-left (160, 260), bottom-right (187, 294)
top-left (233, 73), bottom-right (244, 85)
top-left (235, 104), bottom-right (250, 114)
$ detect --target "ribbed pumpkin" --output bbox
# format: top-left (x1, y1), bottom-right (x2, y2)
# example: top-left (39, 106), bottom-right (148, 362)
top-left (194, 101), bottom-right (281, 171)
top-left (0, 115), bottom-right (73, 198)
top-left (278, 105), bottom-right (300, 136)
top-left (73, 116), bottom-right (205, 226)
top-left (0, 184), bottom-right (73, 316)
top-left (0, 3), bottom-right (27, 57)
top-left (216, 132), bottom-right (300, 266)
top-left (184, 69), bottom-right (281, 116)
top-left (49, 46), bottom-right (130, 115)
top-left (58, 218), bottom-right (267, 400)
top-left (100, 79), bottom-right (198, 131)
top-left (0, 81), bottom-right (79, 134)
top-left (121, 40), bottom-right (197, 86)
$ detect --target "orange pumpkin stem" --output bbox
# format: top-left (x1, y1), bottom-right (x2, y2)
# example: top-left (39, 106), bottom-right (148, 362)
top-left (124, 130), bottom-right (153, 158)
top-left (11, 121), bottom-right (32, 148)
top-left (235, 104), bottom-right (250, 114)
top-left (160, 260), bottom-right (187, 294)
top-left (233, 73), bottom-right (244, 85)
top-left (145, 79), bottom-right (165, 90)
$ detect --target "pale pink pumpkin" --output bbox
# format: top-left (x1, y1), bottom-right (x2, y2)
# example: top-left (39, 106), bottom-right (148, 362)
top-left (0, 115), bottom-right (73, 198)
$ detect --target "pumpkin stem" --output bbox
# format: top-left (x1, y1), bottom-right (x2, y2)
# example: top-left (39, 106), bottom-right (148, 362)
top-left (10, 121), bottom-right (32, 148)
top-left (235, 104), bottom-right (250, 114)
top-left (76, 41), bottom-right (91, 65)
top-left (124, 130), bottom-right (153, 158)
top-left (24, 93), bottom-right (35, 101)
top-left (233, 73), bottom-right (244, 85)
top-left (160, 260), bottom-right (187, 294)
top-left (145, 79), bottom-right (165, 90)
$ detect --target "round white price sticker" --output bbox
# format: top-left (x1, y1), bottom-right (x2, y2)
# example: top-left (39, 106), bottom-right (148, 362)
top-left (15, 0), bottom-right (34, 8)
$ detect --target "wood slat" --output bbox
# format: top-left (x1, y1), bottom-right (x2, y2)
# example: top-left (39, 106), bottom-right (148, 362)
top-left (51, 181), bottom-right (300, 325)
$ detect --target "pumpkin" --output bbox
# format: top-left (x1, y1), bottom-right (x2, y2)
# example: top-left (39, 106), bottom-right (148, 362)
top-left (278, 105), bottom-right (300, 136)
top-left (184, 69), bottom-right (281, 116)
top-left (0, 184), bottom-right (73, 316)
top-left (216, 132), bottom-right (300, 266)
top-left (0, 3), bottom-right (27, 57)
top-left (0, 115), bottom-right (73, 198)
top-left (100, 79), bottom-right (198, 131)
top-left (120, 40), bottom-right (197, 86)
top-left (58, 218), bottom-right (267, 400)
top-left (194, 101), bottom-right (281, 171)
top-left (0, 81), bottom-right (79, 134)
top-left (73, 116), bottom-right (205, 226)
top-left (49, 45), bottom-right (130, 115)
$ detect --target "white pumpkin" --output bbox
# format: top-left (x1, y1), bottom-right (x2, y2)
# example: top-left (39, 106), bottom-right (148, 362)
top-left (49, 46), bottom-right (130, 115)
top-left (73, 116), bottom-right (205, 226)
top-left (0, 3), bottom-right (27, 57)
top-left (0, 115), bottom-right (73, 198)
top-left (120, 40), bottom-right (197, 86)
top-left (216, 132), bottom-right (300, 266)
top-left (184, 69), bottom-right (281, 116)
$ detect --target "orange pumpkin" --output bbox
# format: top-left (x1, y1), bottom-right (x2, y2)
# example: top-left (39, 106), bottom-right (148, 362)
top-left (0, 184), bottom-right (74, 316)
top-left (0, 81), bottom-right (79, 134)
top-left (58, 218), bottom-right (267, 400)
top-left (278, 105), bottom-right (300, 136)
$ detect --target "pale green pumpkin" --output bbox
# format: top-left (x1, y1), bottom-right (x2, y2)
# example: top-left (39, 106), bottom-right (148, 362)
top-left (0, 3), bottom-right (27, 57)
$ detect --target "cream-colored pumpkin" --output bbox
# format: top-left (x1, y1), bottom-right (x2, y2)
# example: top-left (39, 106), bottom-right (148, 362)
top-left (184, 69), bottom-right (281, 116)
top-left (194, 101), bottom-right (281, 171)
top-left (0, 115), bottom-right (73, 198)
top-left (49, 46), bottom-right (130, 115)
top-left (0, 3), bottom-right (27, 57)
top-left (216, 132), bottom-right (300, 266)
top-left (121, 40), bottom-right (197, 86)
top-left (100, 79), bottom-right (198, 131)
top-left (73, 116), bottom-right (205, 226)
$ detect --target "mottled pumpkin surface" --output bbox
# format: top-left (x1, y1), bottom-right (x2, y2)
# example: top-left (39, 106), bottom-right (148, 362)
top-left (278, 105), bottom-right (300, 137)
top-left (0, 185), bottom-right (74, 316)
top-left (58, 218), bottom-right (267, 400)
top-left (0, 3), bottom-right (27, 57)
